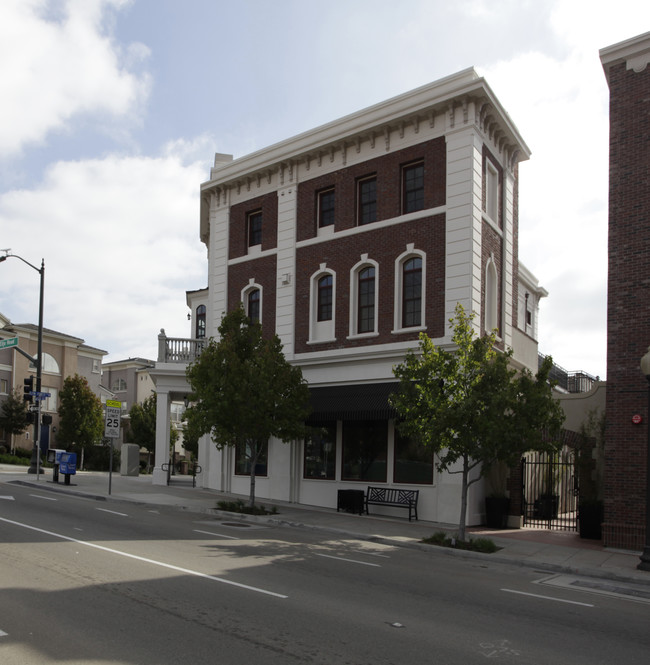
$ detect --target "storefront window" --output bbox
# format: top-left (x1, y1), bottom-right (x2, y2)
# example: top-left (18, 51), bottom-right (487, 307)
top-left (342, 420), bottom-right (387, 482)
top-left (304, 422), bottom-right (336, 479)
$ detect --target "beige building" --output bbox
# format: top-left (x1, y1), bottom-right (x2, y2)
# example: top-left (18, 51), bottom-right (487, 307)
top-left (0, 313), bottom-right (107, 454)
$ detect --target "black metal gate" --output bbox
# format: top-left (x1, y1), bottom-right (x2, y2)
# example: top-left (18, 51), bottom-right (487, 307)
top-left (521, 448), bottom-right (578, 530)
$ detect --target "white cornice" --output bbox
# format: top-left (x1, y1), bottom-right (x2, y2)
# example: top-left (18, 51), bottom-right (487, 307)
top-left (600, 31), bottom-right (650, 84)
top-left (201, 68), bottom-right (531, 196)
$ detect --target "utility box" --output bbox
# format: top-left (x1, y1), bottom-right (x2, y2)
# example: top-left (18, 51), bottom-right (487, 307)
top-left (120, 444), bottom-right (140, 477)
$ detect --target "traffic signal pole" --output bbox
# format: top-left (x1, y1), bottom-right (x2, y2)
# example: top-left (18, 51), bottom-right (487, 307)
top-left (0, 252), bottom-right (45, 477)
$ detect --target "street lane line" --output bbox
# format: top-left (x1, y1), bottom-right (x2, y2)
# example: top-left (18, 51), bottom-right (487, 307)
top-left (29, 494), bottom-right (57, 501)
top-left (194, 529), bottom-right (238, 540)
top-left (0, 629), bottom-right (8, 638)
top-left (501, 588), bottom-right (594, 607)
top-left (0, 516), bottom-right (288, 599)
top-left (315, 553), bottom-right (381, 567)
top-left (0, 496), bottom-right (14, 500)
top-left (96, 508), bottom-right (129, 517)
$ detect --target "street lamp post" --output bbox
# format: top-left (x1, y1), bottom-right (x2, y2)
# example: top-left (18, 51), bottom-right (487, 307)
top-left (0, 250), bottom-right (45, 475)
top-left (639, 347), bottom-right (650, 571)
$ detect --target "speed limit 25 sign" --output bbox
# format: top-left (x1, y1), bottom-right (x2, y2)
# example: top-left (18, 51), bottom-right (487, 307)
top-left (104, 399), bottom-right (122, 438)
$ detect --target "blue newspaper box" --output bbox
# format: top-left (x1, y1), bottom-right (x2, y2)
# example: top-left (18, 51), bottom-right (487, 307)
top-left (59, 452), bottom-right (77, 475)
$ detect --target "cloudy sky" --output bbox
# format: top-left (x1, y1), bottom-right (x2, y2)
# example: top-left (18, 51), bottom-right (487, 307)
top-left (0, 0), bottom-right (648, 378)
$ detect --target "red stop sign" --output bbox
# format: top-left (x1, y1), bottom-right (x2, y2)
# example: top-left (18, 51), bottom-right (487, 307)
top-left (632, 414), bottom-right (643, 424)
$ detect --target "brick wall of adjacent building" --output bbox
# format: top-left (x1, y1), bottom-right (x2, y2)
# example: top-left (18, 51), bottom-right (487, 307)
top-left (603, 59), bottom-right (650, 550)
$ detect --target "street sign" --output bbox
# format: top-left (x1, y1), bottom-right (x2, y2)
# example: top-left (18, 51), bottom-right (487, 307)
top-left (30, 391), bottom-right (51, 401)
top-left (0, 337), bottom-right (18, 349)
top-left (104, 400), bottom-right (122, 439)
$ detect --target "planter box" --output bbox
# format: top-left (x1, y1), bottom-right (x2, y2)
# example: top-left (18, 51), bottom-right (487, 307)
top-left (485, 496), bottom-right (510, 529)
top-left (579, 501), bottom-right (604, 540)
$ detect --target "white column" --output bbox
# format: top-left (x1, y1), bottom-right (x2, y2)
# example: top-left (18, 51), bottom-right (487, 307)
top-left (276, 183), bottom-right (297, 356)
top-left (445, 128), bottom-right (484, 337)
top-left (152, 390), bottom-right (170, 486)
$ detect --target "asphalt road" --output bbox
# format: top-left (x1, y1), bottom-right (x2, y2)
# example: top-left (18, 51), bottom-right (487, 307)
top-left (1, 482), bottom-right (649, 664)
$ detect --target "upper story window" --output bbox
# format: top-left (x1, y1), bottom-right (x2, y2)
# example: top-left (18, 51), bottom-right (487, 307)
top-left (357, 266), bottom-right (376, 334)
top-left (402, 257), bottom-right (423, 328)
top-left (317, 275), bottom-right (333, 322)
top-left (485, 260), bottom-right (498, 334)
top-left (310, 267), bottom-right (336, 344)
top-left (402, 161), bottom-right (424, 214)
top-left (248, 210), bottom-right (262, 247)
top-left (247, 289), bottom-right (261, 325)
top-left (318, 188), bottom-right (335, 228)
top-left (195, 305), bottom-right (206, 339)
top-left (485, 160), bottom-right (499, 224)
top-left (111, 378), bottom-right (127, 392)
top-left (357, 176), bottom-right (377, 225)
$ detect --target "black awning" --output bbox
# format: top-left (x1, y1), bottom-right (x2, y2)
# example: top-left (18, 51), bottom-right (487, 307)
top-left (308, 382), bottom-right (399, 422)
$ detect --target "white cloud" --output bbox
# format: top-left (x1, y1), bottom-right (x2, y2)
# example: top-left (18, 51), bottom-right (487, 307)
top-left (0, 148), bottom-right (209, 362)
top-left (0, 0), bottom-right (150, 155)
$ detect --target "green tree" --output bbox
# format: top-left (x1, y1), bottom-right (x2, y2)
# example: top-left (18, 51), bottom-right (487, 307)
top-left (0, 390), bottom-right (30, 447)
top-left (186, 304), bottom-right (311, 506)
top-left (129, 394), bottom-right (157, 468)
top-left (58, 374), bottom-right (104, 449)
top-left (391, 303), bottom-right (565, 540)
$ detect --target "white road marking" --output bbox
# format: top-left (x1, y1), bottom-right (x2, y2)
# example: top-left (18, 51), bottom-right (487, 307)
top-left (315, 553), bottom-right (381, 567)
top-left (0, 629), bottom-right (8, 638)
top-left (0, 516), bottom-right (288, 599)
top-left (29, 494), bottom-right (56, 501)
top-left (194, 529), bottom-right (238, 540)
top-left (96, 508), bottom-right (129, 517)
top-left (0, 496), bottom-right (14, 500)
top-left (501, 588), bottom-right (594, 607)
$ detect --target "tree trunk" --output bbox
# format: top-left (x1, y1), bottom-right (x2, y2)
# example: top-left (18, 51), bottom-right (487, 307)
top-left (458, 455), bottom-right (469, 541)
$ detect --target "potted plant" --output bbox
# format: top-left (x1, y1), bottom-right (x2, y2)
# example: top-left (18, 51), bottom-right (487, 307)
top-left (484, 462), bottom-right (511, 529)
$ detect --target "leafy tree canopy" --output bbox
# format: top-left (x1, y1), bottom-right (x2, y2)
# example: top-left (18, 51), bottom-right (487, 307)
top-left (57, 374), bottom-right (104, 448)
top-left (186, 304), bottom-right (311, 505)
top-left (128, 394), bottom-right (157, 453)
top-left (0, 389), bottom-right (30, 438)
top-left (391, 303), bottom-right (565, 539)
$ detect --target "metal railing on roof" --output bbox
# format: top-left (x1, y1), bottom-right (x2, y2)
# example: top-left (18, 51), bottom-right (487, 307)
top-left (539, 354), bottom-right (599, 394)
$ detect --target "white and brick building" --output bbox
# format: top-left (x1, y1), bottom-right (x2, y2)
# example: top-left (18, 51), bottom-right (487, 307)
top-left (151, 67), bottom-right (545, 525)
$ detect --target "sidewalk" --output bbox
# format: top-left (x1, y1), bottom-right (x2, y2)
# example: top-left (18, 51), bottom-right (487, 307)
top-left (2, 464), bottom-right (649, 587)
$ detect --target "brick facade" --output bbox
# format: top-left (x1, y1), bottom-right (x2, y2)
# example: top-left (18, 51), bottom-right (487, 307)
top-left (601, 37), bottom-right (650, 550)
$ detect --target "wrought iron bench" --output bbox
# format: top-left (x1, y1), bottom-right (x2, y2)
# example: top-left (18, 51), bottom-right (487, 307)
top-left (365, 487), bottom-right (419, 521)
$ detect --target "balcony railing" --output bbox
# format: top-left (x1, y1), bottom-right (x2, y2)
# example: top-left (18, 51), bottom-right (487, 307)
top-left (158, 330), bottom-right (206, 363)
top-left (539, 354), bottom-right (600, 394)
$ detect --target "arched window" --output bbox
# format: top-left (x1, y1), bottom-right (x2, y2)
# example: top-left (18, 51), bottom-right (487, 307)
top-left (247, 288), bottom-right (260, 324)
top-left (349, 256), bottom-right (379, 337)
top-left (402, 257), bottom-right (422, 328)
top-left (30, 352), bottom-right (60, 375)
top-left (485, 260), bottom-right (498, 334)
top-left (394, 247), bottom-right (426, 332)
top-left (309, 267), bottom-right (336, 344)
top-left (317, 275), bottom-right (333, 322)
top-left (195, 305), bottom-right (206, 339)
top-left (357, 267), bottom-right (375, 333)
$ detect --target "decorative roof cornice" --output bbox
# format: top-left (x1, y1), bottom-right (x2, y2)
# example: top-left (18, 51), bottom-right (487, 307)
top-left (600, 31), bottom-right (650, 84)
top-left (200, 68), bottom-right (530, 199)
